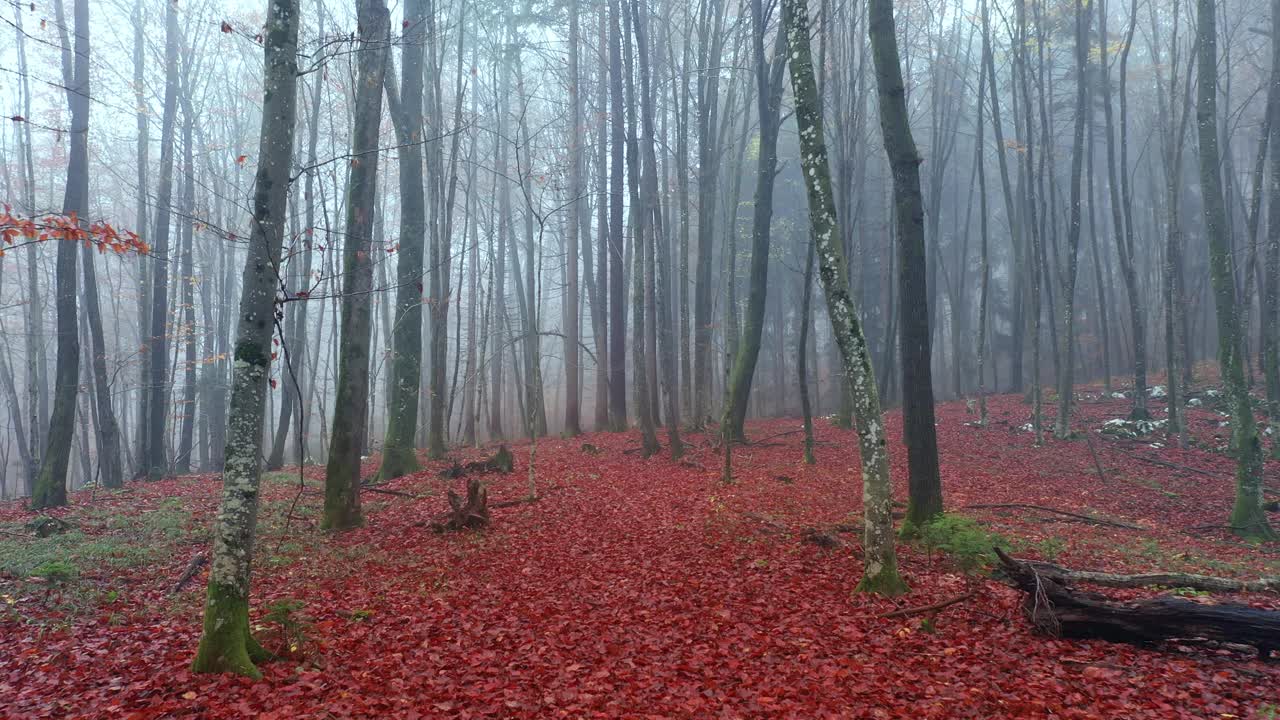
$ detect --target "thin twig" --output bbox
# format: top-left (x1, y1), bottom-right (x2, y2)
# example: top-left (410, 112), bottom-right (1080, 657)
top-left (879, 593), bottom-right (975, 619)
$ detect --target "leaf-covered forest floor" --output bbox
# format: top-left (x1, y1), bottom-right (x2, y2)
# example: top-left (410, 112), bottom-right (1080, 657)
top-left (2, 384), bottom-right (1279, 718)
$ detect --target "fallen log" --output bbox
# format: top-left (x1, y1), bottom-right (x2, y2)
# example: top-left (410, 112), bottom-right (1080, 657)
top-left (1014, 557), bottom-right (1280, 594)
top-left (171, 553), bottom-right (208, 594)
top-left (427, 478), bottom-right (490, 532)
top-left (800, 527), bottom-right (845, 550)
top-left (437, 445), bottom-right (515, 479)
top-left (1103, 444), bottom-right (1217, 478)
top-left (996, 548), bottom-right (1280, 660)
top-left (963, 503), bottom-right (1142, 530)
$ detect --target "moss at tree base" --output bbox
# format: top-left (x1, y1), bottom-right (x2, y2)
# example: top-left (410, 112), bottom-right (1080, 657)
top-left (855, 564), bottom-right (909, 597)
top-left (191, 582), bottom-right (265, 679)
top-left (376, 444), bottom-right (420, 482)
top-left (1228, 501), bottom-right (1277, 542)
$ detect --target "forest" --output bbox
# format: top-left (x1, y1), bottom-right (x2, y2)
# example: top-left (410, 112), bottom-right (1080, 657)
top-left (1, 0), bottom-right (1279, 715)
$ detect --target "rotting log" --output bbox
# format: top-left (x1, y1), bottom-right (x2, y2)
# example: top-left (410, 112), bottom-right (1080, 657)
top-left (1012, 556), bottom-right (1280, 594)
top-left (996, 548), bottom-right (1280, 660)
top-left (964, 503), bottom-right (1142, 530)
top-left (437, 445), bottom-right (515, 479)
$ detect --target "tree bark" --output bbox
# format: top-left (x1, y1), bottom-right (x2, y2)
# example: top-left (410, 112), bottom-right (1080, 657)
top-left (190, 0), bottom-right (300, 679)
top-left (564, 0), bottom-right (584, 437)
top-left (1196, 0), bottom-right (1276, 541)
top-left (783, 0), bottom-right (905, 596)
top-left (32, 0), bottom-right (89, 509)
top-left (145, 0), bottom-right (182, 480)
top-left (868, 0), bottom-right (943, 528)
top-left (632, 0), bottom-right (684, 457)
top-left (724, 0), bottom-right (787, 443)
top-left (606, 0), bottom-right (629, 432)
top-left (379, 0), bottom-right (428, 479)
top-left (1054, 0), bottom-right (1090, 439)
top-left (692, 0), bottom-right (725, 429)
top-left (324, 0), bottom-right (390, 531)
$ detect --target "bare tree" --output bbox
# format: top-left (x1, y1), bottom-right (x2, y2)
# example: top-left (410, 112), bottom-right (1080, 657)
top-left (191, 0), bottom-right (302, 678)
top-left (783, 0), bottom-right (905, 596)
top-left (324, 0), bottom-right (390, 530)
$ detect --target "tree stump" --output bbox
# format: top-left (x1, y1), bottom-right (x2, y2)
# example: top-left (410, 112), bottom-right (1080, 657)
top-left (996, 548), bottom-right (1280, 660)
top-left (436, 445), bottom-right (514, 479)
top-left (429, 478), bottom-right (489, 533)
top-left (27, 516), bottom-right (73, 538)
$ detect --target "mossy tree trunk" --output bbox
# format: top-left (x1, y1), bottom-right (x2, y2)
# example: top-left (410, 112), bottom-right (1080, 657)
top-left (723, 0), bottom-right (787, 444)
top-left (782, 0), bottom-right (906, 596)
top-left (191, 0), bottom-right (301, 678)
top-left (798, 236), bottom-right (816, 465)
top-left (324, 0), bottom-right (389, 531)
top-left (867, 0), bottom-right (943, 530)
top-left (1264, 0), bottom-right (1280, 426)
top-left (378, 0), bottom-right (427, 480)
top-left (33, 0), bottom-right (90, 510)
top-left (1196, 0), bottom-right (1276, 541)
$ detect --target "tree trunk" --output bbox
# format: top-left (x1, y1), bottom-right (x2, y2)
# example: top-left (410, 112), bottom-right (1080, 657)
top-left (145, 0), bottom-right (181, 480)
top-left (32, 0), bottom-right (89, 509)
top-left (1264, 0), bottom-right (1280, 424)
top-left (724, 0), bottom-right (787, 443)
top-left (323, 0), bottom-right (389, 531)
top-left (564, 0), bottom-right (584, 437)
top-left (976, 0), bottom-right (993, 427)
top-left (1101, 0), bottom-right (1149, 420)
top-left (783, 0), bottom-right (905, 596)
top-left (378, 0), bottom-right (428, 479)
top-left (1196, 0), bottom-right (1276, 541)
top-left (591, 8), bottom-right (610, 433)
top-left (608, 0), bottom-right (629, 432)
top-left (868, 0), bottom-right (943, 528)
top-left (1054, 0), bottom-right (1090, 439)
top-left (632, 0), bottom-right (684, 457)
top-left (798, 236), bottom-right (816, 464)
top-left (174, 89), bottom-right (199, 475)
top-left (190, 0), bottom-right (300, 679)
top-left (692, 0), bottom-right (725, 430)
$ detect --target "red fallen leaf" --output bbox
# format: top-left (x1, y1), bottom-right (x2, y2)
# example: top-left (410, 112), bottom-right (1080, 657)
top-left (3, 391), bottom-right (1279, 718)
